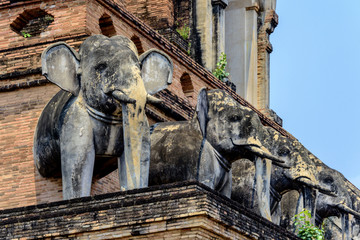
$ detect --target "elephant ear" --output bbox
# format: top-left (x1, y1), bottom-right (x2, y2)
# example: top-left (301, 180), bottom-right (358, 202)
top-left (196, 88), bottom-right (209, 138)
top-left (41, 42), bottom-right (80, 96)
top-left (139, 49), bottom-right (173, 95)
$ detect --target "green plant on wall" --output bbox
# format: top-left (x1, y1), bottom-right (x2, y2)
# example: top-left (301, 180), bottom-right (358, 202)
top-left (293, 209), bottom-right (325, 240)
top-left (21, 31), bottom-right (31, 38)
top-left (44, 15), bottom-right (54, 22)
top-left (175, 18), bottom-right (190, 41)
top-left (176, 23), bottom-right (190, 40)
top-left (212, 52), bottom-right (230, 82)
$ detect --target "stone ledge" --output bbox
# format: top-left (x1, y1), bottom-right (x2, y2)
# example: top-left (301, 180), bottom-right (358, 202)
top-left (0, 181), bottom-right (299, 239)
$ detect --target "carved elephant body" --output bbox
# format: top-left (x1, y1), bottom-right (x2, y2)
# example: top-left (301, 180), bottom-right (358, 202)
top-left (34, 89), bottom-right (125, 176)
top-left (34, 35), bottom-right (173, 200)
top-left (150, 120), bottom-right (232, 196)
top-left (149, 89), bottom-right (285, 199)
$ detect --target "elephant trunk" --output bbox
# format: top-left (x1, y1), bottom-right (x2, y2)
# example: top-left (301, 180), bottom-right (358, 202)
top-left (296, 177), bottom-right (337, 197)
top-left (112, 90), bottom-right (136, 104)
top-left (231, 138), bottom-right (288, 167)
top-left (337, 203), bottom-right (360, 219)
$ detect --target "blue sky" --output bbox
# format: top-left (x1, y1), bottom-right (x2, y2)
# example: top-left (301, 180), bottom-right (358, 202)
top-left (270, 1), bottom-right (360, 188)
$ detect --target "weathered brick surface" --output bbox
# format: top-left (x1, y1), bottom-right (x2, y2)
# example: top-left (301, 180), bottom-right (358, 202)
top-left (124, 0), bottom-right (174, 30)
top-left (0, 84), bottom-right (60, 209)
top-left (0, 182), bottom-right (300, 240)
top-left (257, 10), bottom-right (278, 112)
top-left (0, 0), bottom-right (88, 81)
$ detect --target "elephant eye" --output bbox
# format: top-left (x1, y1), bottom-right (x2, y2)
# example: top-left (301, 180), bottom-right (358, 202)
top-left (229, 115), bottom-right (241, 122)
top-left (324, 177), bottom-right (333, 184)
top-left (95, 63), bottom-right (107, 73)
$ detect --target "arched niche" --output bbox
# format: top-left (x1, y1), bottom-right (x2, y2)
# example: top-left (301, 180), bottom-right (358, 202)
top-left (131, 35), bottom-right (145, 55)
top-left (180, 73), bottom-right (194, 99)
top-left (10, 8), bottom-right (54, 38)
top-left (99, 13), bottom-right (116, 37)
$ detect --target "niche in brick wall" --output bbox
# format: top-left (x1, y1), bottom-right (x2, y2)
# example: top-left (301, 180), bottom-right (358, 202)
top-left (180, 73), bottom-right (194, 99)
top-left (10, 8), bottom-right (54, 38)
top-left (131, 36), bottom-right (145, 55)
top-left (99, 13), bottom-right (116, 37)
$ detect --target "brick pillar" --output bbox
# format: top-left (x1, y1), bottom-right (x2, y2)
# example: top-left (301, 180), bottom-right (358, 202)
top-left (256, 7), bottom-right (282, 126)
top-left (257, 9), bottom-right (278, 112)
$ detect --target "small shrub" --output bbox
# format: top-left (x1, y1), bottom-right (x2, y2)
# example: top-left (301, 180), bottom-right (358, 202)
top-left (293, 209), bottom-right (324, 240)
top-left (176, 24), bottom-right (190, 40)
top-left (212, 52), bottom-right (230, 81)
top-left (21, 31), bottom-right (31, 38)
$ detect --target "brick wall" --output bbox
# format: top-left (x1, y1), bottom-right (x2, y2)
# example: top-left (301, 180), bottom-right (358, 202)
top-left (0, 84), bottom-right (60, 209)
top-left (257, 10), bottom-right (278, 113)
top-left (0, 0), bottom-right (88, 76)
top-left (124, 0), bottom-right (174, 30)
top-left (0, 182), bottom-right (300, 239)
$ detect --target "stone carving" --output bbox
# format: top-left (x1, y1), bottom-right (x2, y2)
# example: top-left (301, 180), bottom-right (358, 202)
top-left (232, 113), bottom-right (360, 238)
top-left (150, 87), bottom-right (360, 238)
top-left (268, 140), bottom-right (360, 237)
top-left (312, 159), bottom-right (360, 239)
top-left (34, 35), bottom-right (173, 200)
top-left (264, 133), bottom-right (335, 225)
top-left (149, 89), bottom-right (287, 201)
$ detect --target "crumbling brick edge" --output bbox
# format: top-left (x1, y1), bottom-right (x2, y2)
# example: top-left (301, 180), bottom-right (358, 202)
top-left (0, 181), bottom-right (300, 239)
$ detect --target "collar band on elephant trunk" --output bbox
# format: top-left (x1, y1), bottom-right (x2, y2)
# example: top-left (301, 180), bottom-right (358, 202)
top-left (86, 104), bottom-right (123, 125)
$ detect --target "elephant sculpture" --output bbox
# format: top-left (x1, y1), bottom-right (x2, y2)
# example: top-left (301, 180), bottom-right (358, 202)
top-left (34, 35), bottom-right (173, 200)
top-left (311, 161), bottom-right (360, 239)
top-left (266, 136), bottom-right (336, 227)
top-left (230, 111), bottom-right (338, 223)
top-left (149, 89), bottom-right (287, 203)
top-left (258, 131), bottom-right (360, 239)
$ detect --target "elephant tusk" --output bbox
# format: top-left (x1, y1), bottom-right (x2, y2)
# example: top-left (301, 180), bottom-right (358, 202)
top-left (112, 90), bottom-right (136, 104)
top-left (336, 203), bottom-right (360, 219)
top-left (246, 146), bottom-right (287, 165)
top-left (146, 94), bottom-right (162, 104)
top-left (231, 138), bottom-right (261, 148)
top-left (296, 177), bottom-right (337, 197)
top-left (231, 138), bottom-right (288, 167)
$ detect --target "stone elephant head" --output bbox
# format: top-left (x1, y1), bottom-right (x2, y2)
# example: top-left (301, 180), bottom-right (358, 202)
top-left (254, 130), bottom-right (336, 227)
top-left (264, 134), bottom-right (360, 237)
top-left (313, 162), bottom-right (360, 239)
top-left (230, 111), bottom-right (338, 223)
top-left (34, 35), bottom-right (173, 200)
top-left (149, 89), bottom-right (286, 204)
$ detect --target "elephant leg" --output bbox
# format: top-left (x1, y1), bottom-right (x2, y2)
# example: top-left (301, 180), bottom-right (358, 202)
top-left (219, 169), bottom-right (232, 198)
top-left (341, 213), bottom-right (351, 240)
top-left (119, 103), bottom-right (149, 190)
top-left (198, 141), bottom-right (232, 198)
top-left (60, 106), bottom-right (95, 200)
top-left (301, 186), bottom-right (318, 225)
top-left (254, 157), bottom-right (272, 221)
